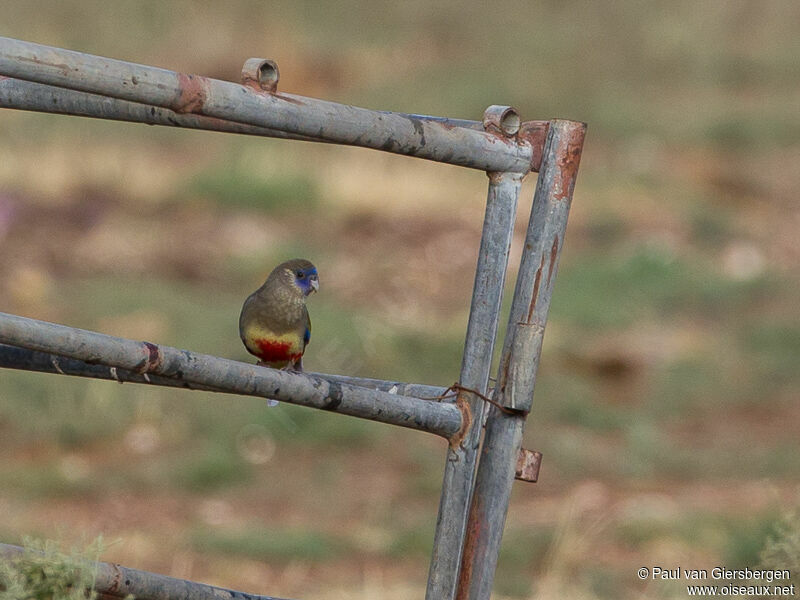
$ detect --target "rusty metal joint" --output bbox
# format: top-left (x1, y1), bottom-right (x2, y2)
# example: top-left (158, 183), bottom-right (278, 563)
top-left (486, 170), bottom-right (524, 185)
top-left (107, 562), bottom-right (123, 593)
top-left (448, 391), bottom-right (473, 450)
top-left (514, 448), bottom-right (542, 483)
top-left (241, 58), bottom-right (279, 93)
top-left (136, 341), bottom-right (163, 374)
top-left (518, 120), bottom-right (550, 172)
top-left (172, 73), bottom-right (208, 114)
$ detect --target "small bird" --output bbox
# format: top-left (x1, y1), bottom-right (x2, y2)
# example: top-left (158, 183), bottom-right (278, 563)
top-left (239, 258), bottom-right (319, 372)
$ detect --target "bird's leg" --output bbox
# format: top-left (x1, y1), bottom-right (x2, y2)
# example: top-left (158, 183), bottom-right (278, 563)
top-left (281, 357), bottom-right (303, 373)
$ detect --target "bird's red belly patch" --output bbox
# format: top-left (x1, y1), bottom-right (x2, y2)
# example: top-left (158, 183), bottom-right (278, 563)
top-left (254, 339), bottom-right (301, 363)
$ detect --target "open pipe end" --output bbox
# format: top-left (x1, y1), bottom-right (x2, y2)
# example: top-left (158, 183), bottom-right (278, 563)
top-left (483, 105), bottom-right (520, 137)
top-left (241, 58), bottom-right (280, 93)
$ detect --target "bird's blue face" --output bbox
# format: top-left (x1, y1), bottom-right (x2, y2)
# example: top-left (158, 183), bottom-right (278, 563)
top-left (293, 266), bottom-right (319, 296)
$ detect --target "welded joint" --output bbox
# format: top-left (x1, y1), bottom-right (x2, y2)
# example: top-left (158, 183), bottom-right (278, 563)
top-left (241, 58), bottom-right (279, 93)
top-left (483, 105), bottom-right (520, 138)
top-left (486, 170), bottom-right (524, 185)
top-left (514, 448), bottom-right (542, 483)
top-left (448, 390), bottom-right (474, 450)
top-left (518, 120), bottom-right (550, 172)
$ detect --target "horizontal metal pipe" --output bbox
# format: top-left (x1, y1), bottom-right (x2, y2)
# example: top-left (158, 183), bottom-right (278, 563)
top-left (317, 371), bottom-right (448, 399)
top-left (0, 342), bottom-right (226, 392)
top-left (0, 343), bottom-right (450, 400)
top-left (0, 36), bottom-right (535, 173)
top-left (0, 543), bottom-right (293, 600)
top-left (0, 76), bottom-right (549, 171)
top-left (0, 312), bottom-right (462, 439)
top-left (0, 76), bottom-right (326, 142)
top-left (0, 77), bottom-right (499, 146)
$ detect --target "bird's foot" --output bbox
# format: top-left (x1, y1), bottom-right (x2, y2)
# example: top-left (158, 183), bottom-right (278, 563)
top-left (281, 357), bottom-right (303, 373)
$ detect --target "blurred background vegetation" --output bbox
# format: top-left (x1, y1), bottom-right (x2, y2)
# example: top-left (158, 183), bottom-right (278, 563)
top-left (1, 1), bottom-right (798, 598)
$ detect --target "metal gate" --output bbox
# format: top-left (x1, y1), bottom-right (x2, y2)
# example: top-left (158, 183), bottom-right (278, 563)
top-left (0, 36), bottom-right (586, 600)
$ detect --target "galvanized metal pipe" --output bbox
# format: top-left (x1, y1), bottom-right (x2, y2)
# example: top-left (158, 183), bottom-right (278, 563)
top-left (456, 120), bottom-right (587, 600)
top-left (0, 37), bottom-right (535, 173)
top-left (0, 343), bottom-right (450, 400)
top-left (318, 371), bottom-right (448, 399)
top-left (0, 543), bottom-right (293, 600)
top-left (0, 75), bottom-right (325, 142)
top-left (0, 312), bottom-right (462, 439)
top-left (426, 171), bottom-right (522, 600)
top-left (0, 77), bottom-right (500, 147)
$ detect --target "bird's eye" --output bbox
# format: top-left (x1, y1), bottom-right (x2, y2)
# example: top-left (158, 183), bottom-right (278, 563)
top-left (296, 271), bottom-right (305, 278)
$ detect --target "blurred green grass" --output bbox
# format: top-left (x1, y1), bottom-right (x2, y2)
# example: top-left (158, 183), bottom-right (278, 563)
top-left (0, 537), bottom-right (113, 600)
top-left (186, 165), bottom-right (319, 214)
top-left (190, 526), bottom-right (349, 562)
top-left (550, 244), bottom-right (780, 330)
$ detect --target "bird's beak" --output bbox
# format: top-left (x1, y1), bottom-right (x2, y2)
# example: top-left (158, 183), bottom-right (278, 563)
top-left (311, 278), bottom-right (319, 293)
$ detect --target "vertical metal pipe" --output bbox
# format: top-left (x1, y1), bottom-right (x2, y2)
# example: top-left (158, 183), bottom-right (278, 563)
top-left (456, 120), bottom-right (587, 600)
top-left (426, 171), bottom-right (522, 600)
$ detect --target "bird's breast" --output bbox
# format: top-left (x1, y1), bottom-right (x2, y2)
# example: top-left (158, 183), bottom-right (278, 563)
top-left (242, 324), bottom-right (304, 366)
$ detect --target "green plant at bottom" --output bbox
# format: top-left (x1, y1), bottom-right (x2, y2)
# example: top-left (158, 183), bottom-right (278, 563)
top-left (0, 537), bottom-right (131, 600)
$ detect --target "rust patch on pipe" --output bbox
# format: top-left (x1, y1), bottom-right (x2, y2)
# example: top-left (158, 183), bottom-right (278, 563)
top-left (498, 352), bottom-right (511, 394)
top-left (106, 562), bottom-right (122, 593)
top-left (515, 448), bottom-right (542, 483)
top-left (136, 341), bottom-right (163, 373)
top-left (527, 256), bottom-right (545, 323)
top-left (456, 494), bottom-right (486, 600)
top-left (172, 73), bottom-right (208, 114)
top-left (519, 120), bottom-right (549, 172)
top-left (547, 234), bottom-right (559, 286)
top-left (448, 390), bottom-right (473, 450)
top-left (553, 122), bottom-right (587, 201)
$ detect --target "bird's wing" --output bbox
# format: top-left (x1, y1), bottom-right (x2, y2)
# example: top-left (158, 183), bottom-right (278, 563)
top-left (303, 306), bottom-right (311, 348)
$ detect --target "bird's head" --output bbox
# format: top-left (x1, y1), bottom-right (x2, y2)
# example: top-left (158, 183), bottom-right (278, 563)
top-left (275, 258), bottom-right (319, 297)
